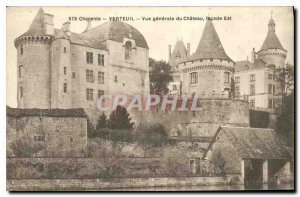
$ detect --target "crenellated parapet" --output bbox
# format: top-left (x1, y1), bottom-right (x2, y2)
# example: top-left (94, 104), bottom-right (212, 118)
top-left (14, 35), bottom-right (53, 48)
top-left (257, 48), bottom-right (287, 59)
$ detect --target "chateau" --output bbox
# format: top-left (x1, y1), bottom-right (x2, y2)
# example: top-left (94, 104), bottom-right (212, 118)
top-left (14, 8), bottom-right (150, 111)
top-left (168, 16), bottom-right (286, 112)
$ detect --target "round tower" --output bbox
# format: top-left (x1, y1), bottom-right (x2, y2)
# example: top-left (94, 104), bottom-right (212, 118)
top-left (257, 17), bottom-right (287, 68)
top-left (14, 8), bottom-right (53, 109)
top-left (178, 20), bottom-right (234, 98)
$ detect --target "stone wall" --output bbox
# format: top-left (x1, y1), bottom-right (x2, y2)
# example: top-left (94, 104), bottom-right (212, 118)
top-left (7, 115), bottom-right (87, 157)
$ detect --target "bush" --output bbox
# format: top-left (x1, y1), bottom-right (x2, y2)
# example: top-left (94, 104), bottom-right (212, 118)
top-left (10, 136), bottom-right (44, 157)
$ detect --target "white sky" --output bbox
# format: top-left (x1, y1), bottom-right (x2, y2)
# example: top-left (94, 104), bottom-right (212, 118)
top-left (6, 7), bottom-right (294, 107)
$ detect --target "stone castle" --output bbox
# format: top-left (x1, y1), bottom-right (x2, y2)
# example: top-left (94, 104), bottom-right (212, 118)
top-left (14, 8), bottom-right (150, 111)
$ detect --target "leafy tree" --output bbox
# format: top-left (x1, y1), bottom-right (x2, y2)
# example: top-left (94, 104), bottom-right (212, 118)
top-left (135, 124), bottom-right (169, 150)
top-left (249, 110), bottom-right (270, 128)
top-left (276, 90), bottom-right (294, 146)
top-left (149, 58), bottom-right (173, 95)
top-left (96, 113), bottom-right (108, 130)
top-left (274, 63), bottom-right (294, 100)
top-left (108, 105), bottom-right (134, 130)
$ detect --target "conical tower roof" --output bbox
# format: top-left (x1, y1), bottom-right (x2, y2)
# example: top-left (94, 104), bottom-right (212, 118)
top-left (259, 18), bottom-right (285, 51)
top-left (21, 8), bottom-right (46, 37)
top-left (169, 40), bottom-right (187, 67)
top-left (189, 20), bottom-right (233, 62)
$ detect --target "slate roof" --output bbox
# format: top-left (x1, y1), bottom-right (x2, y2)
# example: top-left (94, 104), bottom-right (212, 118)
top-left (235, 59), bottom-right (266, 72)
top-left (20, 8), bottom-right (47, 37)
top-left (184, 20), bottom-right (233, 63)
top-left (7, 106), bottom-right (87, 118)
top-left (205, 126), bottom-right (291, 160)
top-left (169, 40), bottom-right (187, 67)
top-left (259, 18), bottom-right (285, 51)
top-left (82, 21), bottom-right (149, 49)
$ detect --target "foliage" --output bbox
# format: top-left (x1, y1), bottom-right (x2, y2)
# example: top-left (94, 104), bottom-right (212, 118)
top-left (149, 58), bottom-right (173, 95)
top-left (276, 90), bottom-right (294, 146)
top-left (96, 113), bottom-right (108, 130)
top-left (10, 136), bottom-right (44, 157)
top-left (274, 63), bottom-right (294, 99)
top-left (87, 117), bottom-right (97, 138)
top-left (249, 110), bottom-right (270, 128)
top-left (135, 123), bottom-right (170, 150)
top-left (211, 151), bottom-right (226, 175)
top-left (108, 105), bottom-right (134, 130)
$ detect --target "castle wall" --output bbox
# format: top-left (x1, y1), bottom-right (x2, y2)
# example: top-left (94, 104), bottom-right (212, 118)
top-left (133, 99), bottom-right (249, 137)
top-left (17, 40), bottom-right (51, 109)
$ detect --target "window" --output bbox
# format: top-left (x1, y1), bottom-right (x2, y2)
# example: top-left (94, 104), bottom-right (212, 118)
top-left (250, 74), bottom-right (255, 82)
top-left (268, 84), bottom-right (276, 95)
top-left (33, 134), bottom-right (44, 142)
top-left (98, 72), bottom-right (104, 84)
top-left (19, 65), bottom-right (23, 77)
top-left (268, 74), bottom-right (274, 80)
top-left (250, 84), bottom-right (255, 95)
top-left (20, 86), bottom-right (23, 98)
top-left (235, 86), bottom-right (240, 96)
top-left (98, 54), bottom-right (104, 66)
top-left (86, 70), bottom-right (94, 83)
top-left (63, 83), bottom-right (67, 93)
top-left (86, 88), bottom-right (93, 101)
top-left (72, 72), bottom-right (76, 79)
top-left (64, 67), bottom-right (67, 75)
top-left (250, 99), bottom-right (255, 108)
top-left (190, 72), bottom-right (198, 84)
top-left (234, 77), bottom-right (240, 84)
top-left (98, 90), bottom-right (104, 98)
top-left (20, 45), bottom-right (23, 55)
top-left (125, 41), bottom-right (132, 60)
top-left (114, 76), bottom-right (118, 82)
top-left (86, 52), bottom-right (93, 64)
top-left (173, 85), bottom-right (177, 91)
top-left (268, 99), bottom-right (274, 109)
top-left (69, 137), bottom-right (73, 143)
top-left (224, 72), bottom-right (230, 84)
top-left (64, 47), bottom-right (67, 53)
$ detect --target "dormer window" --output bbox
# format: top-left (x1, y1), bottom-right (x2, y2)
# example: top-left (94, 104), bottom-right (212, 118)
top-left (125, 41), bottom-right (132, 60)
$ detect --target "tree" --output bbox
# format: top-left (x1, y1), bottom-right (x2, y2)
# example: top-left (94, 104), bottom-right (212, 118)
top-left (96, 113), bottom-right (108, 130)
top-left (87, 118), bottom-right (96, 138)
top-left (274, 63), bottom-right (294, 100)
top-left (276, 90), bottom-right (294, 146)
top-left (135, 123), bottom-right (169, 150)
top-left (149, 58), bottom-right (173, 95)
top-left (107, 105), bottom-right (134, 130)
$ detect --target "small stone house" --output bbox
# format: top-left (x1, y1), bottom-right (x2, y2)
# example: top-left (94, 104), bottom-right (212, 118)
top-left (7, 106), bottom-right (87, 157)
top-left (203, 126), bottom-right (292, 184)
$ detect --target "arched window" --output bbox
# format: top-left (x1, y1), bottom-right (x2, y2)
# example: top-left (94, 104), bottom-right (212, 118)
top-left (125, 41), bottom-right (132, 60)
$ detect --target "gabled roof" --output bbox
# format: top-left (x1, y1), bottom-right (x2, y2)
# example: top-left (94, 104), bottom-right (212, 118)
top-left (82, 21), bottom-right (149, 49)
top-left (169, 40), bottom-right (187, 67)
top-left (7, 106), bottom-right (87, 118)
top-left (235, 59), bottom-right (266, 72)
top-left (259, 18), bottom-right (285, 51)
top-left (205, 126), bottom-right (291, 160)
top-left (186, 20), bottom-right (233, 62)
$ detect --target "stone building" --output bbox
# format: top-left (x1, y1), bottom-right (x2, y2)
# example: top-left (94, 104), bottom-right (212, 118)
top-left (7, 106), bottom-right (87, 157)
top-left (204, 126), bottom-right (292, 184)
top-left (168, 20), bottom-right (234, 98)
top-left (234, 16), bottom-right (286, 111)
top-left (14, 8), bottom-right (150, 111)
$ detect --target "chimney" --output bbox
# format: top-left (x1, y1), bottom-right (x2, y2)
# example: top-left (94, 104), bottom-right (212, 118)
top-left (251, 48), bottom-right (256, 63)
top-left (62, 21), bottom-right (71, 36)
top-left (168, 45), bottom-right (172, 60)
top-left (83, 20), bottom-right (92, 33)
top-left (44, 13), bottom-right (54, 35)
top-left (187, 43), bottom-right (191, 56)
